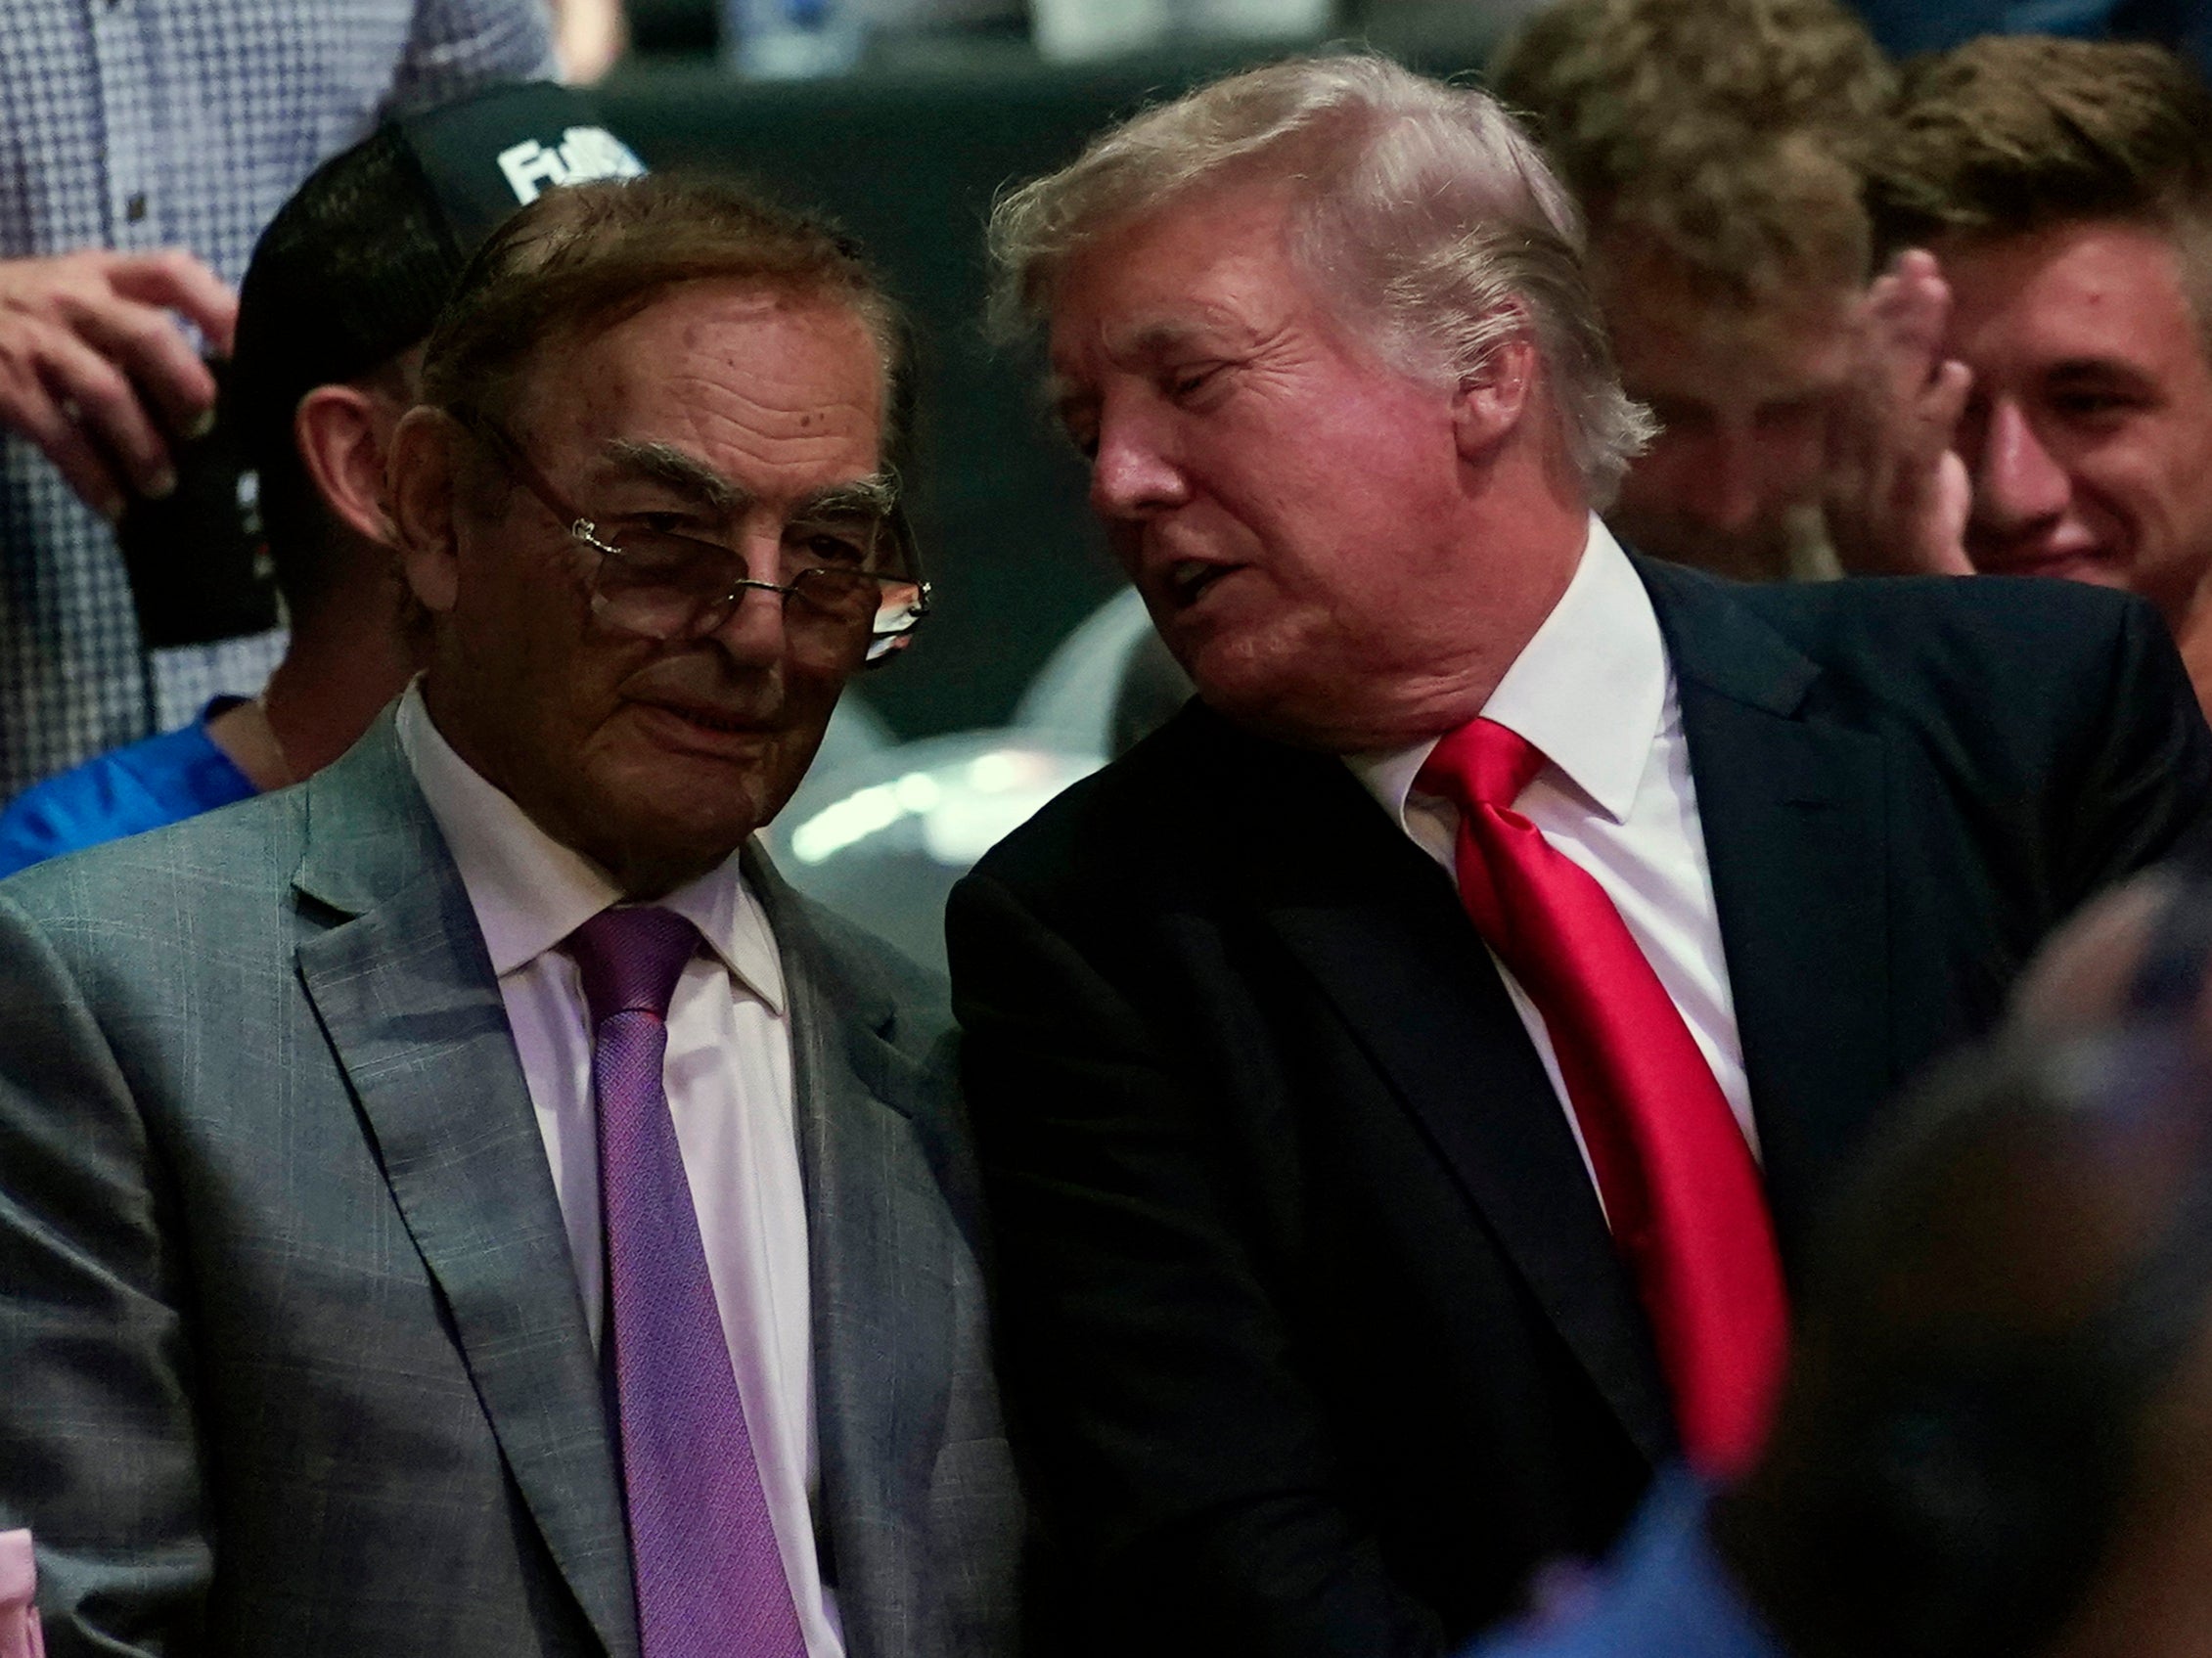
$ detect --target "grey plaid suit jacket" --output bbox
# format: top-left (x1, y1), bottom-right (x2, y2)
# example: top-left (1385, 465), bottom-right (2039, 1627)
top-left (0, 712), bottom-right (1023, 1658)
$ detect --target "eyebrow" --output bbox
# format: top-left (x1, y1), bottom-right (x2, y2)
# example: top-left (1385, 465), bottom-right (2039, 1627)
top-left (1041, 373), bottom-right (1090, 431)
top-left (601, 439), bottom-right (898, 519)
top-left (1119, 320), bottom-right (1214, 357)
top-left (2045, 357), bottom-right (2158, 382)
top-left (796, 472), bottom-right (900, 519)
top-left (1043, 315), bottom-right (1251, 421)
top-left (604, 439), bottom-right (745, 511)
top-left (1048, 320), bottom-right (1217, 390)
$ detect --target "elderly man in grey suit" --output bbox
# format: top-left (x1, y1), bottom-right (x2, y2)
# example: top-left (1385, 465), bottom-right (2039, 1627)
top-left (0, 172), bottom-right (1019, 1658)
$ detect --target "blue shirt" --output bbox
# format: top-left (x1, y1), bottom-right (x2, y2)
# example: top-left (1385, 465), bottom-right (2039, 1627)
top-left (1463, 1479), bottom-right (1785, 1658)
top-left (0, 0), bottom-right (555, 797)
top-left (0, 697), bottom-right (256, 877)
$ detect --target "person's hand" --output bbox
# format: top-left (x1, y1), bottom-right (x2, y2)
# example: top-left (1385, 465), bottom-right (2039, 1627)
top-left (1824, 248), bottom-right (1974, 577)
top-left (0, 248), bottom-right (239, 521)
top-left (551, 0), bottom-right (628, 83)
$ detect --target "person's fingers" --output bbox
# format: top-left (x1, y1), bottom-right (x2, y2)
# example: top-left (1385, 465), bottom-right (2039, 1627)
top-left (1884, 246), bottom-right (1948, 299)
top-left (1861, 268), bottom-right (1900, 320)
top-left (0, 350), bottom-right (129, 518)
top-left (1860, 252), bottom-right (1951, 401)
top-left (35, 325), bottom-right (174, 499)
top-left (1858, 276), bottom-right (1905, 357)
top-left (1898, 258), bottom-right (1952, 348)
top-left (1828, 298), bottom-right (1901, 480)
top-left (1825, 270), bottom-right (1975, 578)
top-left (1929, 450), bottom-right (1974, 574)
top-left (105, 248), bottom-right (238, 356)
top-left (65, 290), bottom-right (218, 438)
top-left (1923, 358), bottom-right (1972, 437)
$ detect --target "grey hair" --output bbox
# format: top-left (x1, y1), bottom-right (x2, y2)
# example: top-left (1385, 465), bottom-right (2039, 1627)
top-left (987, 53), bottom-right (1654, 505)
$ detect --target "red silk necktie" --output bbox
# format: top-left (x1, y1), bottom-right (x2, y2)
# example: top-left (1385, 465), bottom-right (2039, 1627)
top-left (1417, 718), bottom-right (1788, 1474)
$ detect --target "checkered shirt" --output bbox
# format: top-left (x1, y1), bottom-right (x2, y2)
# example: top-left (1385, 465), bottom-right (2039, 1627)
top-left (0, 0), bottom-right (556, 799)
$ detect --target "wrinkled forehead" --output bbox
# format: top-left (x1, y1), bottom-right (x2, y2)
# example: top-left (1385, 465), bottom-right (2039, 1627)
top-left (1044, 183), bottom-right (1315, 366)
top-left (500, 280), bottom-right (894, 437)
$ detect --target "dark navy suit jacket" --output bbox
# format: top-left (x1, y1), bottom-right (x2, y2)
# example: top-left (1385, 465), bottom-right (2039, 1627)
top-left (949, 563), bottom-right (2212, 1658)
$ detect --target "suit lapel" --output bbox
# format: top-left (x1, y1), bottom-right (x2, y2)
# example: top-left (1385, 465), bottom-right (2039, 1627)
top-left (293, 721), bottom-right (638, 1658)
top-left (1233, 735), bottom-right (1677, 1465)
top-left (1639, 560), bottom-right (1894, 1271)
top-left (748, 850), bottom-right (954, 1656)
top-left (1229, 559), bottom-right (1897, 1456)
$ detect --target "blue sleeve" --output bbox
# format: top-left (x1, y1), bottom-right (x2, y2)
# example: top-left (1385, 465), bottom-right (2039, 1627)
top-left (0, 724), bottom-right (255, 879)
top-left (1460, 1481), bottom-right (1783, 1658)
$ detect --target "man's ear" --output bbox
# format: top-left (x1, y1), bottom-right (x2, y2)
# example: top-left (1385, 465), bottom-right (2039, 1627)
top-left (385, 405), bottom-right (464, 617)
top-left (1451, 334), bottom-right (1537, 464)
top-left (293, 382), bottom-right (401, 547)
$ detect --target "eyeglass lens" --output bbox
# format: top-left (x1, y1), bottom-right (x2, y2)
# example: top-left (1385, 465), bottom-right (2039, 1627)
top-left (589, 524), bottom-right (925, 648)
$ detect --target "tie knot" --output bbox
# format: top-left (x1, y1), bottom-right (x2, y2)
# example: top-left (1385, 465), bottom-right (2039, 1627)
top-left (1417, 717), bottom-right (1545, 813)
top-left (566, 906), bottom-right (700, 1025)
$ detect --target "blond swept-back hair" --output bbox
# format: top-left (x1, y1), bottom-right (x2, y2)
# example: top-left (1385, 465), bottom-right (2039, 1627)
top-left (1869, 35), bottom-right (2212, 294)
top-left (986, 53), bottom-right (1653, 506)
top-left (1489, 0), bottom-right (1893, 306)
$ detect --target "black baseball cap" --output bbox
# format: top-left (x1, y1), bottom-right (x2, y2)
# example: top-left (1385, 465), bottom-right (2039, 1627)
top-left (227, 80), bottom-right (648, 471)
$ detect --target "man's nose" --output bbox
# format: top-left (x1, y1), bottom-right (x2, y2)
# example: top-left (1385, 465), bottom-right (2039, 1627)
top-left (704, 533), bottom-right (791, 665)
top-left (1970, 399), bottom-right (2070, 535)
top-left (1089, 397), bottom-right (1190, 521)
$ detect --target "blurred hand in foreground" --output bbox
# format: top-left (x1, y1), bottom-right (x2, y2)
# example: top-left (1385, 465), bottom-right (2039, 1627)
top-left (1826, 248), bottom-right (1974, 577)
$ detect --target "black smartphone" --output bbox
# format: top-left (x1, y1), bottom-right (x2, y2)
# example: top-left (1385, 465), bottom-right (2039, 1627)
top-left (114, 356), bottom-right (282, 650)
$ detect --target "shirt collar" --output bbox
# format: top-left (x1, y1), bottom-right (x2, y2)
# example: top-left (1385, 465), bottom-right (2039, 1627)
top-left (394, 683), bottom-right (787, 1013)
top-left (1346, 515), bottom-right (1667, 827)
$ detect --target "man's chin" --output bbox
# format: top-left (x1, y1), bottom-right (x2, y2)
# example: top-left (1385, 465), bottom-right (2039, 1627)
top-left (558, 768), bottom-right (790, 897)
top-left (1192, 670), bottom-right (1376, 752)
top-left (590, 815), bottom-right (764, 898)
top-left (1183, 625), bottom-right (1410, 749)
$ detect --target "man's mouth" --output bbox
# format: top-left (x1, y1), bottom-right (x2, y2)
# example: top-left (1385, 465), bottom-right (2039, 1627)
top-left (1165, 559), bottom-right (1237, 607)
top-left (631, 698), bottom-right (778, 746)
top-left (1972, 537), bottom-right (2111, 582)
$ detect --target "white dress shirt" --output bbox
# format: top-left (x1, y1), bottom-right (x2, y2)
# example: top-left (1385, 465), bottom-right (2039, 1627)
top-left (396, 687), bottom-right (843, 1658)
top-left (1345, 519), bottom-right (1757, 1202)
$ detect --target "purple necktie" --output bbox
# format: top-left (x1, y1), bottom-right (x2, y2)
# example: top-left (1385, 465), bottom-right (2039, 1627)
top-left (566, 906), bottom-right (808, 1658)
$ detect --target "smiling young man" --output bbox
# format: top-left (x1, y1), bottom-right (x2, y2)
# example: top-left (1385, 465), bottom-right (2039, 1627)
top-left (0, 175), bottom-right (1020, 1658)
top-left (949, 53), bottom-right (2212, 1658)
top-left (1862, 37), bottom-right (2212, 712)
